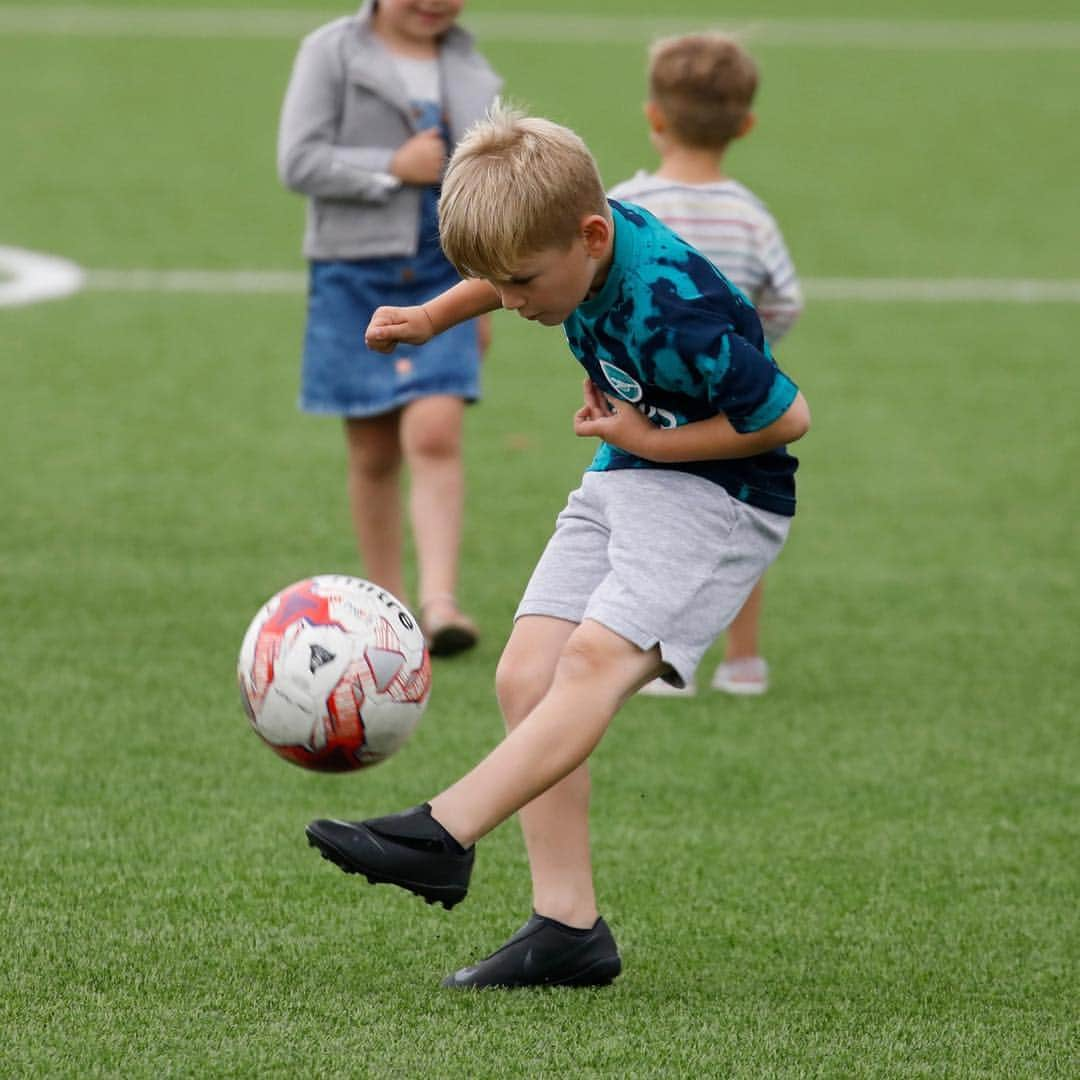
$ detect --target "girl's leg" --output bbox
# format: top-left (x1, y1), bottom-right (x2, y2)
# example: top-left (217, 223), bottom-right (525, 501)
top-left (724, 577), bottom-right (764, 662)
top-left (343, 413), bottom-right (405, 600)
top-left (429, 617), bottom-right (663, 923)
top-left (399, 395), bottom-right (467, 616)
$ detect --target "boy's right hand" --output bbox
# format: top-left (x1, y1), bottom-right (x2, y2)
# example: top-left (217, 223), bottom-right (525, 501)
top-left (365, 306), bottom-right (435, 353)
top-left (389, 128), bottom-right (447, 186)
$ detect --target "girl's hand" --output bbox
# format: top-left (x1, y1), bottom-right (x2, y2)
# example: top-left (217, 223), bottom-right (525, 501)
top-left (389, 128), bottom-right (447, 186)
top-left (365, 305), bottom-right (434, 353)
top-left (572, 378), bottom-right (654, 455)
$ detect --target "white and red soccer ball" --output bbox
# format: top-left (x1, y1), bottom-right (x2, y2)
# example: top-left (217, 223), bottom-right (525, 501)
top-left (237, 576), bottom-right (431, 772)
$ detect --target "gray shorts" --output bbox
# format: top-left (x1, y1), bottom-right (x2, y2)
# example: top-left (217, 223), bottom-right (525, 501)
top-left (515, 469), bottom-right (791, 689)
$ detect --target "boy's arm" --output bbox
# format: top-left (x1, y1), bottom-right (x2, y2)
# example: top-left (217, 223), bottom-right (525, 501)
top-left (642, 392), bottom-right (810, 460)
top-left (366, 279), bottom-right (501, 353)
top-left (574, 380), bottom-right (810, 460)
top-left (754, 225), bottom-right (803, 344)
top-left (756, 282), bottom-right (803, 345)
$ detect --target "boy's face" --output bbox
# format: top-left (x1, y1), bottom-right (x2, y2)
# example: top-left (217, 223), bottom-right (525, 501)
top-left (486, 216), bottom-right (612, 326)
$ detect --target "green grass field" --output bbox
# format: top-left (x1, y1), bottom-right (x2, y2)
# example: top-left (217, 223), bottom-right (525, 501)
top-left (2, 2), bottom-right (1077, 1076)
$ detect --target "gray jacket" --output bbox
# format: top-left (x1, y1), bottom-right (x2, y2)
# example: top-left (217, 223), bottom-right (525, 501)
top-left (278, 1), bottom-right (501, 261)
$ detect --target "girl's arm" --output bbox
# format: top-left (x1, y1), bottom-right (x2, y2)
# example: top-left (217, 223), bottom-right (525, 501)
top-left (278, 34), bottom-right (400, 201)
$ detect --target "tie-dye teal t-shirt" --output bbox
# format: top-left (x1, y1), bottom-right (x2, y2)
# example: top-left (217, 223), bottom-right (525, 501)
top-left (563, 200), bottom-right (800, 516)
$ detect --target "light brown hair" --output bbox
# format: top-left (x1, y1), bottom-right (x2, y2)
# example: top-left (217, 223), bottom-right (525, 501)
top-left (438, 101), bottom-right (609, 280)
top-left (648, 33), bottom-right (758, 149)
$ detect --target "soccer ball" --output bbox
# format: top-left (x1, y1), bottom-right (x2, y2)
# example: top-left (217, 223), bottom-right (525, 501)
top-left (237, 575), bottom-right (431, 772)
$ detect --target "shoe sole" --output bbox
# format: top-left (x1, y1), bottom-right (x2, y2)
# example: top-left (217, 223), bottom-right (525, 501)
top-left (550, 954), bottom-right (622, 988)
top-left (305, 826), bottom-right (467, 910)
top-left (445, 955), bottom-right (621, 990)
top-left (712, 681), bottom-right (767, 696)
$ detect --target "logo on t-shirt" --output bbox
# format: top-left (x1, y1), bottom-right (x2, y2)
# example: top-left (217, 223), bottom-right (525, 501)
top-left (648, 406), bottom-right (678, 429)
top-left (599, 360), bottom-right (642, 402)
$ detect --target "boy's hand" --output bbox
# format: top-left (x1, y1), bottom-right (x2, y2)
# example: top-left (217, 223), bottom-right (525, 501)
top-left (390, 128), bottom-right (447, 186)
top-left (365, 306), bottom-right (435, 353)
top-left (573, 379), bottom-right (654, 454)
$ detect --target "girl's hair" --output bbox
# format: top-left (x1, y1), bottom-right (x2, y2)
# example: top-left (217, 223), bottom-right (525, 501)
top-left (648, 33), bottom-right (758, 149)
top-left (438, 101), bottom-right (609, 280)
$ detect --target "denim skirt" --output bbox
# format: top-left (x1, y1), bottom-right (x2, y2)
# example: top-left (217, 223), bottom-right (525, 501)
top-left (299, 258), bottom-right (481, 417)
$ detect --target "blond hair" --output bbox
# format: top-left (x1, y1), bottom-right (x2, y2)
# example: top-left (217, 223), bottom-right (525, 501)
top-left (648, 33), bottom-right (758, 149)
top-left (438, 102), bottom-right (609, 280)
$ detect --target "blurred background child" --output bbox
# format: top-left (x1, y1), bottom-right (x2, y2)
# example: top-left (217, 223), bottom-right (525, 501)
top-left (611, 32), bottom-right (803, 696)
top-left (278, 0), bottom-right (501, 655)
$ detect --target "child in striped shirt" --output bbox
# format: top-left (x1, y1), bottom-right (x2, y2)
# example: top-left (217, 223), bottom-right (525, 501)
top-left (611, 32), bottom-right (803, 697)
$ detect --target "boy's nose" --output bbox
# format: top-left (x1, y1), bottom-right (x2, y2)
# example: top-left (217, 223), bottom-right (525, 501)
top-left (498, 287), bottom-right (525, 310)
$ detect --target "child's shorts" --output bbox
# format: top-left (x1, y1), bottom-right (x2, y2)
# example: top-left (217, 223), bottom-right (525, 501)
top-left (515, 469), bottom-right (791, 689)
top-left (300, 260), bottom-right (481, 417)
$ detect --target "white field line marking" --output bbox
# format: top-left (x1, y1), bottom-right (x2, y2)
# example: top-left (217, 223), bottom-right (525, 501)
top-left (805, 278), bottom-right (1080, 303)
top-left (0, 247), bottom-right (85, 307)
top-left (3, 252), bottom-right (1079, 307)
top-left (78, 269), bottom-right (1080, 304)
top-left (85, 269), bottom-right (308, 294)
top-left (1, 8), bottom-right (1080, 49)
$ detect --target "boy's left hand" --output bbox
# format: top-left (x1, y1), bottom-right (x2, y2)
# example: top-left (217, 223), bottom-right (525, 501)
top-left (573, 378), bottom-right (653, 455)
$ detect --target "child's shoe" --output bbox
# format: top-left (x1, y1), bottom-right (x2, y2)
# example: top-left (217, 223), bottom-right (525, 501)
top-left (711, 657), bottom-right (769, 696)
top-left (442, 912), bottom-right (621, 989)
top-left (305, 803), bottom-right (474, 909)
top-left (420, 595), bottom-right (479, 657)
top-left (638, 676), bottom-right (696, 697)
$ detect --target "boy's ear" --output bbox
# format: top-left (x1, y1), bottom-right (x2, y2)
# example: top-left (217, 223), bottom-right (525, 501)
top-left (735, 112), bottom-right (756, 140)
top-left (581, 214), bottom-right (612, 258)
top-left (644, 99), bottom-right (666, 134)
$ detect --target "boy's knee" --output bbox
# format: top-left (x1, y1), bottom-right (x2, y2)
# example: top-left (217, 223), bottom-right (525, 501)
top-left (556, 622), bottom-right (660, 693)
top-left (495, 650), bottom-right (550, 726)
top-left (556, 623), bottom-right (627, 681)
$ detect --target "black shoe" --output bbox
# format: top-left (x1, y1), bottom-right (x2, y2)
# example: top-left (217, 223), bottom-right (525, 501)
top-left (305, 804), bottom-right (474, 910)
top-left (420, 603), bottom-right (479, 658)
top-left (427, 621), bottom-right (479, 657)
top-left (442, 912), bottom-right (622, 989)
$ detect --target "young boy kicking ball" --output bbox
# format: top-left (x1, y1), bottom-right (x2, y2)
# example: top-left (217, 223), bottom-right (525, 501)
top-left (306, 104), bottom-right (810, 989)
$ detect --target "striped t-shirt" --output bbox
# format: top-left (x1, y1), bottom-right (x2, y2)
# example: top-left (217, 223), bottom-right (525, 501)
top-left (608, 171), bottom-right (803, 344)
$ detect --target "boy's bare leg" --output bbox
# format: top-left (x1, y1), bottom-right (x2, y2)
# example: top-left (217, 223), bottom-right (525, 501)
top-left (723, 577), bottom-right (764, 662)
top-left (519, 766), bottom-right (595, 927)
top-left (344, 414), bottom-right (405, 600)
top-left (429, 618), bottom-right (663, 859)
top-left (305, 615), bottom-right (660, 986)
top-left (487, 616), bottom-right (596, 927)
top-left (399, 395), bottom-right (466, 612)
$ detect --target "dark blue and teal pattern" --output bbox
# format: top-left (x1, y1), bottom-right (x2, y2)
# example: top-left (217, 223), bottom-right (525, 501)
top-left (563, 199), bottom-right (801, 516)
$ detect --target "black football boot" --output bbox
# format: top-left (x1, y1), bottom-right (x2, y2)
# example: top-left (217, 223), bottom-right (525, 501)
top-left (442, 912), bottom-right (621, 988)
top-left (306, 803), bottom-right (473, 910)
